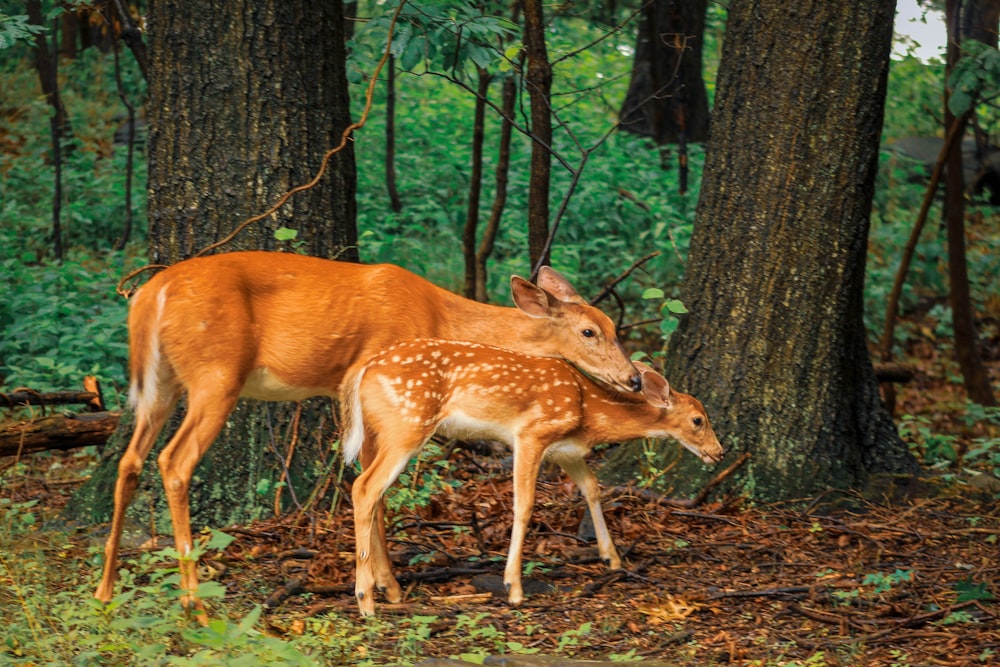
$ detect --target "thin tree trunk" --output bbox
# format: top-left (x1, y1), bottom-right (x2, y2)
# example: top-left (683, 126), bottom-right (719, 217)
top-left (111, 37), bottom-right (136, 251)
top-left (476, 74), bottom-right (517, 303)
top-left (386, 54), bottom-right (402, 213)
top-left (943, 0), bottom-right (996, 406)
top-left (523, 0), bottom-right (553, 272)
top-left (27, 0), bottom-right (71, 142)
top-left (463, 68), bottom-right (491, 299)
top-left (110, 0), bottom-right (150, 82)
top-left (49, 17), bottom-right (64, 261)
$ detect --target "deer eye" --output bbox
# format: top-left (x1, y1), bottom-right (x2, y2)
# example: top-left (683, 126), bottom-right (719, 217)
top-left (693, 417), bottom-right (704, 427)
top-left (581, 328), bottom-right (596, 338)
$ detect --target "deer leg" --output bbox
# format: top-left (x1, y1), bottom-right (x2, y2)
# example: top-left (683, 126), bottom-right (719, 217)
top-left (95, 394), bottom-right (177, 603)
top-left (505, 441), bottom-right (544, 605)
top-left (358, 428), bottom-right (403, 604)
top-left (156, 388), bottom-right (238, 625)
top-left (353, 431), bottom-right (419, 615)
top-left (556, 455), bottom-right (621, 570)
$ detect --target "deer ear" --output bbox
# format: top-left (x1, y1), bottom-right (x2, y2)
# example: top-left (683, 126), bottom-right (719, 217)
top-left (632, 360), bottom-right (656, 375)
top-left (511, 275), bottom-right (558, 317)
top-left (641, 370), bottom-right (673, 408)
top-left (535, 266), bottom-right (587, 305)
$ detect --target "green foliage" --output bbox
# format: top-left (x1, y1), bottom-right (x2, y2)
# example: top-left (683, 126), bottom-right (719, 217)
top-left (947, 40), bottom-right (1000, 116)
top-left (381, 442), bottom-right (459, 514)
top-left (0, 46), bottom-right (146, 401)
top-left (0, 251), bottom-right (137, 404)
top-left (0, 13), bottom-right (45, 49)
top-left (898, 404), bottom-right (1000, 480)
top-left (883, 55), bottom-right (944, 141)
top-left (898, 414), bottom-right (959, 469)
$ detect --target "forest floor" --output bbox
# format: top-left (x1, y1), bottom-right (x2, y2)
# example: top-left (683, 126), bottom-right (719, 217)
top-left (1, 329), bottom-right (998, 666)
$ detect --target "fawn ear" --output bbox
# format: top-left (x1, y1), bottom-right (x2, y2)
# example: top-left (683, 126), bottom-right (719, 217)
top-left (535, 266), bottom-right (588, 305)
top-left (511, 275), bottom-right (560, 317)
top-left (641, 370), bottom-right (673, 408)
top-left (632, 360), bottom-right (656, 375)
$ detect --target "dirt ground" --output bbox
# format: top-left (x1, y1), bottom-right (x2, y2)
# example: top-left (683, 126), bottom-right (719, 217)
top-left (2, 334), bottom-right (998, 666)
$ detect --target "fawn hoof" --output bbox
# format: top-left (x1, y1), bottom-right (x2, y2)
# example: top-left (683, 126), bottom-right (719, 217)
top-left (94, 585), bottom-right (113, 605)
top-left (379, 581), bottom-right (403, 604)
top-left (356, 591), bottom-right (376, 616)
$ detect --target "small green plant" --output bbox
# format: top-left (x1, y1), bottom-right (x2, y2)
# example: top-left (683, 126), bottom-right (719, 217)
top-left (954, 576), bottom-right (995, 603)
top-left (862, 569), bottom-right (915, 595)
top-left (382, 442), bottom-right (459, 514)
top-left (898, 414), bottom-right (959, 469)
top-left (396, 614), bottom-right (439, 659)
top-left (555, 620), bottom-right (593, 654)
top-left (641, 288), bottom-right (688, 345)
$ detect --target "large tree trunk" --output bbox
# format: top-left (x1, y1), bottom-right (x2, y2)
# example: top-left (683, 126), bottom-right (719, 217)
top-left (619, 0), bottom-right (710, 145)
top-left (603, 0), bottom-right (919, 501)
top-left (70, 0), bottom-right (356, 531)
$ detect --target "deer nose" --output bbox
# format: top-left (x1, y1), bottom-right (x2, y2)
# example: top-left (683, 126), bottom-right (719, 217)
top-left (629, 373), bottom-right (642, 392)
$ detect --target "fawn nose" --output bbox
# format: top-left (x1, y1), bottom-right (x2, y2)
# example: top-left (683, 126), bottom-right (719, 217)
top-left (629, 373), bottom-right (642, 392)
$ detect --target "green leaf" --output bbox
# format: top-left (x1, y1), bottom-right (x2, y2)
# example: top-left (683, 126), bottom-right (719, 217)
top-left (401, 36), bottom-right (425, 71)
top-left (659, 318), bottom-right (680, 335)
top-left (955, 577), bottom-right (995, 602)
top-left (948, 89), bottom-right (973, 115)
top-left (205, 529), bottom-right (235, 551)
top-left (237, 605), bottom-right (263, 634)
top-left (664, 299), bottom-right (688, 314)
top-left (641, 287), bottom-right (665, 299)
top-left (195, 580), bottom-right (228, 600)
top-left (274, 226), bottom-right (298, 241)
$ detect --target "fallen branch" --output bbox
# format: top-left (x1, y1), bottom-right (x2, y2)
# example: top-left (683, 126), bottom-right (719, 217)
top-left (1, 377), bottom-right (104, 413)
top-left (604, 451), bottom-right (751, 512)
top-left (0, 411), bottom-right (121, 457)
top-left (263, 576), bottom-right (307, 609)
top-left (667, 451), bottom-right (753, 509)
top-left (0, 390), bottom-right (102, 411)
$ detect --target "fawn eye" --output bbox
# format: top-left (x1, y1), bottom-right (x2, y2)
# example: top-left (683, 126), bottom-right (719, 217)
top-left (693, 417), bottom-right (704, 427)
top-left (581, 328), bottom-right (596, 338)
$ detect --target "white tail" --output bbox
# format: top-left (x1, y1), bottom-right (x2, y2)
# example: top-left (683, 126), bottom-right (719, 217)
top-left (95, 251), bottom-right (641, 620)
top-left (344, 338), bottom-right (724, 616)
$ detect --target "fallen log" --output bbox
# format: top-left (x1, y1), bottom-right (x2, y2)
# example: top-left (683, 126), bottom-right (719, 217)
top-left (0, 376), bottom-right (105, 412)
top-left (0, 390), bottom-right (102, 410)
top-left (0, 411), bottom-right (121, 457)
top-left (872, 363), bottom-right (915, 384)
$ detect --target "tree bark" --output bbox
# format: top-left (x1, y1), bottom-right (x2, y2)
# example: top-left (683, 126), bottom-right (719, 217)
top-left (603, 0), bottom-right (919, 501)
top-left (619, 0), bottom-right (710, 145)
top-left (522, 0), bottom-right (553, 272)
top-left (69, 0), bottom-right (357, 530)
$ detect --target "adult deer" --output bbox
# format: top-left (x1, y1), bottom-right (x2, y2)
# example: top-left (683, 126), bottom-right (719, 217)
top-left (342, 339), bottom-right (724, 616)
top-left (94, 251), bottom-right (641, 618)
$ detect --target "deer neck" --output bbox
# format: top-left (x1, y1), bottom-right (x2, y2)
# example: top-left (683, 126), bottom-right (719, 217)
top-left (438, 294), bottom-right (551, 353)
top-left (579, 381), bottom-right (662, 445)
